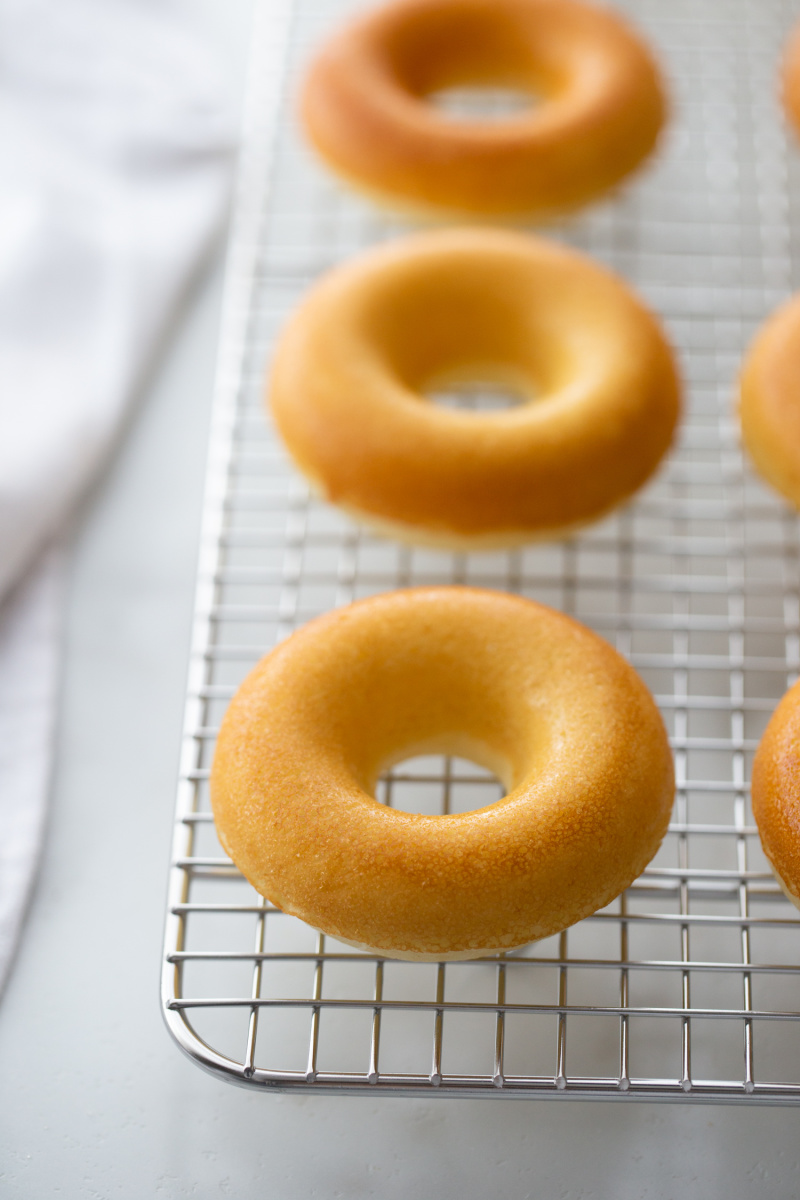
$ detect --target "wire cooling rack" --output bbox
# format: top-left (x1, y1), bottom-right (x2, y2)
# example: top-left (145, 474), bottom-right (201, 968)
top-left (161, 0), bottom-right (800, 1102)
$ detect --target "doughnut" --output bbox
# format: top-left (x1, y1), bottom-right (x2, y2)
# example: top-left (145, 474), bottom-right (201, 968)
top-left (783, 21), bottom-right (800, 138)
top-left (300, 0), bottom-right (667, 218)
top-left (739, 294), bottom-right (800, 508)
top-left (269, 227), bottom-right (681, 549)
top-left (211, 587), bottom-right (675, 961)
top-left (751, 679), bottom-right (800, 909)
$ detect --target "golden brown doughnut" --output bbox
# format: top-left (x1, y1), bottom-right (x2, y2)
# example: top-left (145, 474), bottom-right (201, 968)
top-left (270, 227), bottom-right (681, 549)
top-left (783, 22), bottom-right (800, 138)
top-left (751, 679), bottom-right (800, 909)
top-left (301, 0), bottom-right (667, 218)
top-left (211, 588), bottom-right (675, 961)
top-left (739, 294), bottom-right (800, 508)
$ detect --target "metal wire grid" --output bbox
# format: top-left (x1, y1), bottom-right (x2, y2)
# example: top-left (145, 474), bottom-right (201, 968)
top-left (162, 0), bottom-right (800, 1101)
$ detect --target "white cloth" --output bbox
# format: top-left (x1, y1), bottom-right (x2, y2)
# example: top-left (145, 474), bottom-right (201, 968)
top-left (0, 547), bottom-right (64, 980)
top-left (0, 0), bottom-right (236, 992)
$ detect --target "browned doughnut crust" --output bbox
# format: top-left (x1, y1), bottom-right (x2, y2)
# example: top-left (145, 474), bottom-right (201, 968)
top-left (301, 0), bottom-right (667, 218)
top-left (739, 294), bottom-right (800, 508)
top-left (783, 22), bottom-right (800, 139)
top-left (211, 588), bottom-right (675, 960)
top-left (269, 227), bottom-right (681, 549)
top-left (752, 679), bottom-right (800, 908)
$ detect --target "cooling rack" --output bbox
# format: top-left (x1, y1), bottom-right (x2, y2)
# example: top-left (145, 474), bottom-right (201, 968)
top-left (161, 0), bottom-right (800, 1102)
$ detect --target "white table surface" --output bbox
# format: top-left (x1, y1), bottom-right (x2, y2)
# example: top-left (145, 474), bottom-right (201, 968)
top-left (2, 4), bottom-right (800, 1196)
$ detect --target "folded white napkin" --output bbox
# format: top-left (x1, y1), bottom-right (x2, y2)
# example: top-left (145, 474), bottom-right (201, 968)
top-left (0, 0), bottom-right (236, 992)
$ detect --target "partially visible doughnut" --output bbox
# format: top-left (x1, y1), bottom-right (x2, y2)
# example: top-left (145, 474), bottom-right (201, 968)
top-left (270, 227), bottom-right (681, 549)
top-left (739, 294), bottom-right (800, 508)
top-left (210, 587), bottom-right (675, 961)
top-left (301, 0), bottom-right (667, 218)
top-left (752, 679), bottom-right (800, 909)
top-left (783, 21), bottom-right (800, 138)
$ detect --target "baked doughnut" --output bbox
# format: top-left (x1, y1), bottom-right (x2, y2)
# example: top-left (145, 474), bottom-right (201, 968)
top-left (301, 0), bottom-right (667, 218)
top-left (270, 227), bottom-right (681, 549)
top-left (751, 679), bottom-right (800, 909)
top-left (783, 22), bottom-right (800, 138)
top-left (739, 294), bottom-right (800, 508)
top-left (211, 587), bottom-right (675, 961)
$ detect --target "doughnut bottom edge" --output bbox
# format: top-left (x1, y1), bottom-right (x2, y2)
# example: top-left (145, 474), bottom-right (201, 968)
top-left (331, 932), bottom-right (532, 962)
top-left (312, 489), bottom-right (629, 552)
top-left (770, 864), bottom-right (800, 912)
top-left (304, 152), bottom-right (597, 226)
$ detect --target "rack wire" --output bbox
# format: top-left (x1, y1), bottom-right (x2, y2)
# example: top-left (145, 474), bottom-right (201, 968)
top-left (162, 0), bottom-right (800, 1101)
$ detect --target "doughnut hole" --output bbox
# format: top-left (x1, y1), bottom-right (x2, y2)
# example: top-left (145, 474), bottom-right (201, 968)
top-left (319, 611), bottom-right (542, 799)
top-left (374, 3), bottom-right (570, 108)
top-left (354, 243), bottom-right (621, 408)
top-left (425, 376), bottom-right (531, 413)
top-left (428, 85), bottom-right (537, 121)
top-left (375, 753), bottom-right (507, 815)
